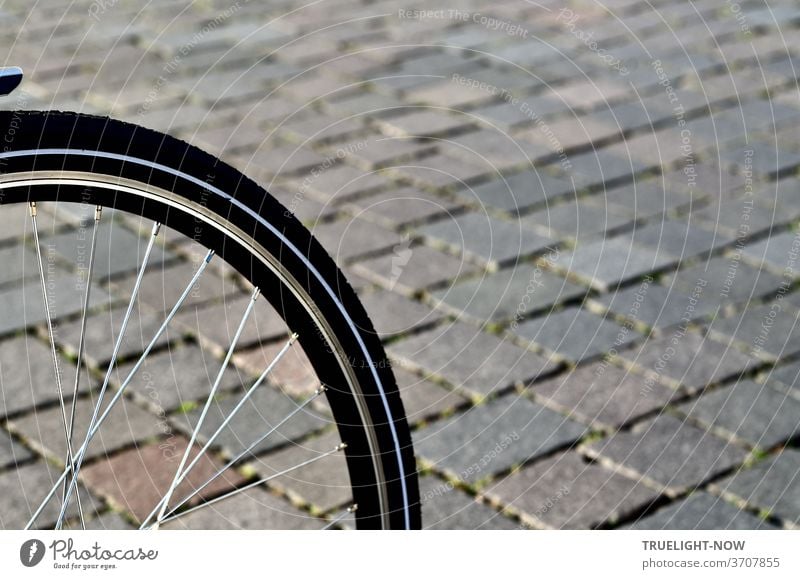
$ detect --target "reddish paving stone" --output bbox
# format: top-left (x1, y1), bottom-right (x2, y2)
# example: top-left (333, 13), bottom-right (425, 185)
top-left (235, 340), bottom-right (320, 399)
top-left (81, 438), bottom-right (244, 524)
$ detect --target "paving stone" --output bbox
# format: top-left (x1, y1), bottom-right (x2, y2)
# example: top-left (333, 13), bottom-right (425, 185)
top-left (630, 219), bottom-right (734, 259)
top-left (332, 133), bottom-right (436, 169)
top-left (351, 243), bottom-right (479, 295)
top-left (174, 294), bottom-right (289, 353)
top-left (596, 282), bottom-right (717, 331)
top-left (709, 303), bottom-right (800, 360)
top-left (46, 222), bottom-right (172, 279)
top-left (419, 213), bottom-right (553, 267)
top-left (562, 148), bottom-right (650, 188)
top-left (392, 154), bottom-right (491, 190)
top-left (414, 394), bottom-right (586, 483)
top-left (768, 359), bottom-right (800, 399)
top-left (280, 111), bottom-right (366, 143)
top-left (524, 200), bottom-right (635, 240)
top-left (741, 230), bottom-right (800, 274)
top-left (0, 245), bottom-right (43, 288)
top-left (81, 438), bottom-right (243, 524)
top-left (0, 461), bottom-right (102, 529)
top-left (715, 449), bottom-right (800, 526)
top-left (677, 379), bottom-right (800, 449)
top-left (419, 475), bottom-right (518, 530)
top-left (66, 512), bottom-right (136, 530)
top-left (0, 335), bottom-right (77, 417)
top-left (585, 415), bottom-right (748, 495)
top-left (285, 162), bottom-right (390, 203)
top-left (8, 394), bottom-right (164, 461)
top-left (176, 385), bottom-right (327, 458)
top-left (56, 303), bottom-right (176, 367)
top-left (432, 264), bottom-right (586, 323)
top-left (621, 331), bottom-right (758, 393)
top-left (444, 130), bottom-right (550, 172)
top-left (235, 340), bottom-right (321, 399)
top-left (627, 492), bottom-right (776, 530)
top-left (514, 307), bottom-right (641, 364)
top-left (459, 172), bottom-right (576, 214)
top-left (345, 187), bottom-right (460, 228)
top-left (358, 290), bottom-right (441, 339)
top-left (116, 344), bottom-right (246, 411)
top-left (486, 451), bottom-right (659, 529)
top-left (378, 110), bottom-right (475, 138)
top-left (164, 487), bottom-right (324, 529)
top-left (664, 256), bottom-right (785, 309)
top-left (393, 367), bottom-right (468, 424)
top-left (0, 430), bottom-right (32, 469)
top-left (240, 144), bottom-right (331, 179)
top-left (593, 175), bottom-right (694, 219)
top-left (557, 238), bottom-right (676, 291)
top-left (389, 322), bottom-right (558, 397)
top-left (120, 260), bottom-right (242, 314)
top-left (534, 363), bottom-right (676, 430)
top-left (0, 274), bottom-right (111, 336)
top-left (249, 430), bottom-right (349, 513)
top-left (312, 218), bottom-right (402, 263)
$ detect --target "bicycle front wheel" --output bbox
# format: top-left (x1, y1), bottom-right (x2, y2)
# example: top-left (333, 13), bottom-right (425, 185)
top-left (0, 110), bottom-right (420, 530)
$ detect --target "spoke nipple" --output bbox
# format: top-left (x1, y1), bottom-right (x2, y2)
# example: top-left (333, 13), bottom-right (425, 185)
top-left (252, 287), bottom-right (261, 300)
top-left (29, 201), bottom-right (37, 217)
top-left (316, 384), bottom-right (328, 395)
top-left (347, 504), bottom-right (358, 513)
top-left (290, 332), bottom-right (299, 343)
top-left (205, 250), bottom-right (215, 263)
top-left (335, 442), bottom-right (347, 451)
top-left (152, 222), bottom-right (162, 236)
top-left (94, 205), bottom-right (102, 221)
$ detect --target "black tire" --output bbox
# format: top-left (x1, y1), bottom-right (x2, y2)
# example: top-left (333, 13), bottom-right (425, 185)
top-left (0, 110), bottom-right (421, 529)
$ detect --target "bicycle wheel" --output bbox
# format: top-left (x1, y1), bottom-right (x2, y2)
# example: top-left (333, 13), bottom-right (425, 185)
top-left (0, 110), bottom-right (420, 530)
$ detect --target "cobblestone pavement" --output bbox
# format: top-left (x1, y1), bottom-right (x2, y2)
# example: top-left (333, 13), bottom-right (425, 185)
top-left (1, 0), bottom-right (800, 530)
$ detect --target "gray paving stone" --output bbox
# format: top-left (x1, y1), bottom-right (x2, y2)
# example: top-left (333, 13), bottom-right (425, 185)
top-left (0, 336), bottom-right (77, 417)
top-left (419, 476), bottom-right (518, 530)
top-left (176, 385), bottom-right (327, 457)
top-left (460, 171), bottom-right (577, 214)
top-left (0, 461), bottom-right (101, 529)
top-left (56, 303), bottom-right (176, 367)
top-left (709, 303), bottom-right (800, 360)
top-left (414, 394), bottom-right (586, 483)
top-left (678, 379), bottom-right (800, 449)
top-left (174, 294), bottom-right (289, 353)
top-left (741, 230), bottom-right (800, 274)
top-left (432, 264), bottom-right (586, 323)
top-left (486, 451), bottom-right (659, 529)
top-left (768, 359), bottom-right (800, 399)
top-left (378, 110), bottom-right (475, 138)
top-left (664, 256), bottom-right (785, 309)
top-left (716, 449), bottom-right (800, 526)
top-left (513, 307), bottom-right (641, 364)
top-left (389, 322), bottom-right (558, 397)
top-left (117, 344), bottom-right (246, 411)
top-left (358, 290), bottom-right (441, 339)
top-left (46, 222), bottom-right (172, 279)
top-left (585, 415), bottom-right (748, 495)
top-left (0, 430), bottom-right (31, 469)
top-left (250, 430), bottom-right (349, 513)
top-left (534, 363), bottom-right (676, 430)
top-left (596, 282), bottom-right (717, 331)
top-left (312, 218), bottom-right (402, 263)
top-left (351, 243), bottom-right (480, 295)
top-left (0, 274), bottom-right (111, 336)
top-left (594, 176), bottom-right (694, 219)
top-left (630, 219), bottom-right (734, 259)
top-left (345, 187), bottom-right (460, 228)
top-left (8, 393), bottom-right (164, 461)
top-left (557, 238), bottom-right (676, 291)
top-left (419, 213), bottom-right (554, 267)
top-left (392, 154), bottom-right (491, 190)
top-left (0, 245), bottom-right (42, 288)
top-left (621, 331), bottom-right (758, 393)
top-left (523, 201), bottom-right (635, 240)
top-left (393, 367), bottom-right (468, 424)
top-left (627, 492), bottom-right (776, 530)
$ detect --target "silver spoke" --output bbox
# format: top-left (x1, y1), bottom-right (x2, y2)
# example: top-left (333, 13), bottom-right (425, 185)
top-left (140, 372), bottom-right (321, 530)
top-left (322, 504), bottom-right (358, 530)
top-left (29, 202), bottom-right (85, 529)
top-left (152, 287), bottom-right (261, 528)
top-left (152, 443), bottom-right (346, 528)
top-left (64, 205), bottom-right (101, 527)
